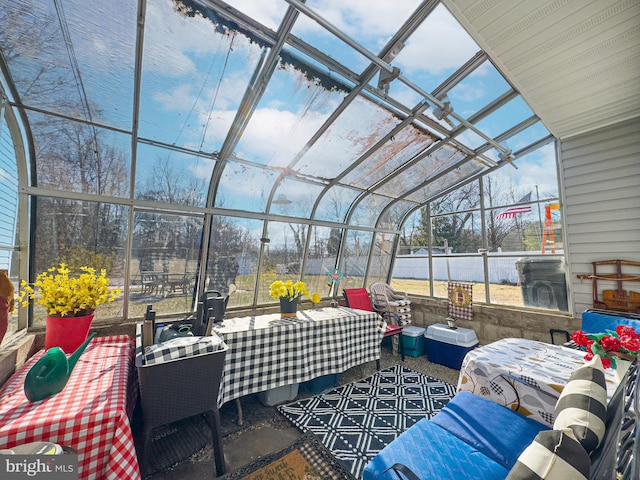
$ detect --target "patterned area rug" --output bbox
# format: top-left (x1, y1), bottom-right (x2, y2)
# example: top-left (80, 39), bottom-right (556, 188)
top-left (278, 365), bottom-right (457, 478)
top-left (219, 433), bottom-right (357, 480)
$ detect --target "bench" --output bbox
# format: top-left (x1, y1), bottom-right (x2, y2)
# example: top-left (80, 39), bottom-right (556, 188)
top-left (366, 309), bottom-right (640, 480)
top-left (363, 358), bottom-right (638, 479)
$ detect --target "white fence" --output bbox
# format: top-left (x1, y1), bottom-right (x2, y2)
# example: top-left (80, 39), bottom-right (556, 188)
top-left (392, 253), bottom-right (563, 284)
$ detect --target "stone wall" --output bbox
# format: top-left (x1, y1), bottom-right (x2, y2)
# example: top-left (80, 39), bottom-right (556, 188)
top-left (0, 297), bottom-right (582, 389)
top-left (407, 296), bottom-right (581, 345)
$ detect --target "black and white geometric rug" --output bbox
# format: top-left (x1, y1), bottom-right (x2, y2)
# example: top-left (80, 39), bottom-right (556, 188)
top-left (277, 365), bottom-right (457, 478)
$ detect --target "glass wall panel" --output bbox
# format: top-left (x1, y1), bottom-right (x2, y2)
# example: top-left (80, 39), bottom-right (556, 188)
top-left (433, 181), bottom-right (480, 214)
top-left (0, 0), bottom-right (136, 130)
top-left (258, 220), bottom-right (307, 303)
top-left (31, 197), bottom-right (128, 326)
top-left (0, 112), bottom-right (20, 342)
top-left (272, 179), bottom-right (325, 219)
top-left (215, 162), bottom-right (279, 212)
top-left (350, 194), bottom-right (394, 227)
top-left (130, 211), bottom-right (202, 318)
top-left (431, 212), bottom-right (483, 254)
top-left (135, 142), bottom-right (213, 206)
top-left (28, 112), bottom-right (131, 197)
top-left (206, 216), bottom-right (261, 309)
top-left (391, 254), bottom-right (431, 297)
top-left (304, 225), bottom-right (341, 299)
top-left (314, 186), bottom-right (360, 222)
top-left (430, 253), bottom-right (485, 303)
top-left (487, 255), bottom-right (522, 308)
top-left (485, 208), bottom-right (548, 253)
top-left (139, 0), bottom-right (265, 152)
top-left (485, 144), bottom-right (559, 204)
top-left (367, 232), bottom-right (395, 287)
top-left (489, 254), bottom-right (568, 312)
top-left (339, 229), bottom-right (372, 291)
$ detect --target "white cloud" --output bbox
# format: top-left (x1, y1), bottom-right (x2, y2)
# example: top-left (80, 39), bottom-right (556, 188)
top-left (394, 5), bottom-right (479, 75)
top-left (226, 0), bottom-right (286, 31)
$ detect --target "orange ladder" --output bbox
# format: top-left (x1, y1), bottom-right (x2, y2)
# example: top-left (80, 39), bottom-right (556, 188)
top-left (541, 203), bottom-right (561, 254)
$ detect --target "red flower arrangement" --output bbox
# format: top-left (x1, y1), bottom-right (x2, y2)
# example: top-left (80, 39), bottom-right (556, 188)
top-left (571, 325), bottom-right (640, 369)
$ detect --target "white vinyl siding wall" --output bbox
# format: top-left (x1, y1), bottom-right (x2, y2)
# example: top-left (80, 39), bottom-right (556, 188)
top-left (559, 116), bottom-right (640, 316)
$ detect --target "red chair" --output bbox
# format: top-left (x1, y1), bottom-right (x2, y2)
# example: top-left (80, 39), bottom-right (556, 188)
top-left (343, 287), bottom-right (405, 370)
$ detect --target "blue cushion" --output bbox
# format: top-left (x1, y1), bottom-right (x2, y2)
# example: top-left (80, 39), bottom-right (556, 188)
top-left (581, 311), bottom-right (640, 334)
top-left (362, 418), bottom-right (510, 480)
top-left (431, 391), bottom-right (549, 469)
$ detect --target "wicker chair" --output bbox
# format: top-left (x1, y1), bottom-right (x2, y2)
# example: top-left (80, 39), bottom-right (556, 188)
top-left (135, 324), bottom-right (228, 476)
top-left (369, 282), bottom-right (412, 327)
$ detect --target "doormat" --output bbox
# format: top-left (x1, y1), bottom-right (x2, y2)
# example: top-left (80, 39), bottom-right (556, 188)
top-left (277, 365), bottom-right (456, 478)
top-left (144, 414), bottom-right (210, 475)
top-left (219, 433), bottom-right (356, 480)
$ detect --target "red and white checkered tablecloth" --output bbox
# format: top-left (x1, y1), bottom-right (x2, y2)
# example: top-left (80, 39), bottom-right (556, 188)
top-left (0, 335), bottom-right (140, 480)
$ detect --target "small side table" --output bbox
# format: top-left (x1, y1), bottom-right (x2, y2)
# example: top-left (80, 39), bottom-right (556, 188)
top-left (135, 324), bottom-right (228, 477)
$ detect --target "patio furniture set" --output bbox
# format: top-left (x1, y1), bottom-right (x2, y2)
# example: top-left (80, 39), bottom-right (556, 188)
top-left (363, 308), bottom-right (640, 480)
top-left (2, 280), bottom-right (637, 480)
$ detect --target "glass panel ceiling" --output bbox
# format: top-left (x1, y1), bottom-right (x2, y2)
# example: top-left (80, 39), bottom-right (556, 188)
top-left (0, 0), bottom-right (553, 233)
top-left (296, 95), bottom-right (403, 178)
top-left (234, 61), bottom-right (346, 168)
top-left (1, 0), bottom-right (136, 131)
top-left (386, 3), bottom-right (480, 101)
top-left (140, 0), bottom-right (267, 153)
top-left (342, 122), bottom-right (434, 189)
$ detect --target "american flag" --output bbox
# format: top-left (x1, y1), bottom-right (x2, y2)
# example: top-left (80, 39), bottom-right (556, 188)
top-left (495, 193), bottom-right (532, 219)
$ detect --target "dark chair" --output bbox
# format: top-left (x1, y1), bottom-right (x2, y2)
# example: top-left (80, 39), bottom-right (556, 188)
top-left (135, 324), bottom-right (228, 477)
top-left (343, 287), bottom-right (404, 370)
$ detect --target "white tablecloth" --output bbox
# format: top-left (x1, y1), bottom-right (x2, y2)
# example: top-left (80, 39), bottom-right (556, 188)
top-left (457, 338), bottom-right (621, 427)
top-left (213, 307), bottom-right (386, 407)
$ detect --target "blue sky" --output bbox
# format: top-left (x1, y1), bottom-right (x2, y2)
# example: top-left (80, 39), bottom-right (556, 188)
top-left (39, 0), bottom-right (558, 215)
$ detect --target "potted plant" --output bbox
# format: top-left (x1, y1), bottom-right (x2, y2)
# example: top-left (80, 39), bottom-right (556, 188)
top-left (18, 263), bottom-right (121, 352)
top-left (269, 280), bottom-right (308, 318)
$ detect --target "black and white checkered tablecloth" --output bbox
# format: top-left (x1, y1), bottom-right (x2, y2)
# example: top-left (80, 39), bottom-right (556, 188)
top-left (213, 307), bottom-right (386, 407)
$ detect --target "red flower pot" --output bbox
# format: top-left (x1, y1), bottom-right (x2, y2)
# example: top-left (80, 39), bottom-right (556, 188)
top-left (45, 314), bottom-right (94, 352)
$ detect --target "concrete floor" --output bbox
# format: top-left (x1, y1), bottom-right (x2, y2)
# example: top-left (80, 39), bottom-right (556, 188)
top-left (135, 349), bottom-right (461, 479)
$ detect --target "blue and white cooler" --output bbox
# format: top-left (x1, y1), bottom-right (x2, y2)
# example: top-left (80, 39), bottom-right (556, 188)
top-left (424, 323), bottom-right (478, 369)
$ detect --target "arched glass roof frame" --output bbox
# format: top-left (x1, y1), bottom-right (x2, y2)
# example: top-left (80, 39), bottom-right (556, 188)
top-left (0, 0), bottom-right (558, 321)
